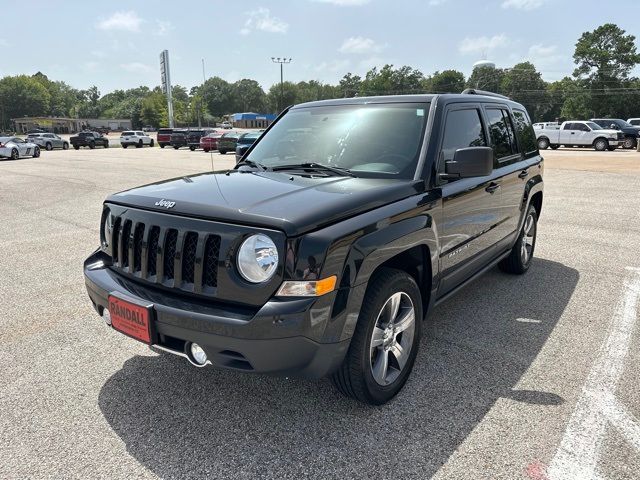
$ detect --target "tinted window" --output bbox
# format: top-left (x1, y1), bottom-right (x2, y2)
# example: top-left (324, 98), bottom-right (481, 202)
top-left (440, 108), bottom-right (486, 170)
top-left (247, 103), bottom-right (430, 179)
top-left (512, 109), bottom-right (537, 157)
top-left (486, 108), bottom-right (518, 160)
top-left (122, 131), bottom-right (134, 136)
top-left (158, 129), bottom-right (173, 134)
top-left (563, 123), bottom-right (575, 130)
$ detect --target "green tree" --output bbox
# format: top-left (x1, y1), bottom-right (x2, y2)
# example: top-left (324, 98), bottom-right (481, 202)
top-left (141, 92), bottom-right (167, 127)
top-left (467, 65), bottom-right (506, 93)
top-left (500, 62), bottom-right (549, 122)
top-left (231, 79), bottom-right (267, 113)
top-left (199, 77), bottom-right (234, 117)
top-left (267, 81), bottom-right (298, 112)
top-left (0, 75), bottom-right (51, 129)
top-left (573, 23), bottom-right (640, 116)
top-left (338, 73), bottom-right (361, 97)
top-left (424, 70), bottom-right (466, 93)
top-left (360, 65), bottom-right (424, 95)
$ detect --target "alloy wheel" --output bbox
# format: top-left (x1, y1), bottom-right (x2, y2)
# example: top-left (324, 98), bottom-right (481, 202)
top-left (521, 213), bottom-right (536, 264)
top-left (369, 292), bottom-right (415, 386)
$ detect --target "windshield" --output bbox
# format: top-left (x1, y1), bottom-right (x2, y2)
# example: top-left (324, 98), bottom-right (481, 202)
top-left (246, 103), bottom-right (429, 179)
top-left (585, 122), bottom-right (602, 130)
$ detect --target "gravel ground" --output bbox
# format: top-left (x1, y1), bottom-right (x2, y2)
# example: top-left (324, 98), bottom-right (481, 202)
top-left (0, 147), bottom-right (638, 479)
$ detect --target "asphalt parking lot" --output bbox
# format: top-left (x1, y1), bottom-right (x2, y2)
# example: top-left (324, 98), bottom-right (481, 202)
top-left (0, 147), bottom-right (639, 479)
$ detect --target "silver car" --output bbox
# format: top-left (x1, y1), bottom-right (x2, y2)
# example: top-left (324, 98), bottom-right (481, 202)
top-left (26, 132), bottom-right (69, 150)
top-left (0, 136), bottom-right (40, 159)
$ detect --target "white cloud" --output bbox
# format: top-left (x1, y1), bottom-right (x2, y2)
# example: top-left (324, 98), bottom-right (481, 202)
top-left (501, 0), bottom-right (547, 10)
top-left (120, 62), bottom-right (152, 73)
top-left (338, 36), bottom-right (384, 54)
top-left (97, 11), bottom-right (143, 32)
top-left (314, 0), bottom-right (370, 5)
top-left (240, 8), bottom-right (288, 35)
top-left (315, 59), bottom-right (351, 73)
top-left (459, 34), bottom-right (510, 54)
top-left (154, 20), bottom-right (174, 36)
top-left (428, 0), bottom-right (448, 5)
top-left (527, 44), bottom-right (566, 67)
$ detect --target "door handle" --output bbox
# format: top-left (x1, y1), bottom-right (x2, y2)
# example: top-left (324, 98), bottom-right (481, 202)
top-left (518, 170), bottom-right (529, 179)
top-left (485, 182), bottom-right (500, 194)
top-left (571, 132), bottom-right (575, 134)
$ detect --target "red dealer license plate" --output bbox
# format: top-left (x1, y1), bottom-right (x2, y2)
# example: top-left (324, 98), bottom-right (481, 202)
top-left (108, 295), bottom-right (153, 344)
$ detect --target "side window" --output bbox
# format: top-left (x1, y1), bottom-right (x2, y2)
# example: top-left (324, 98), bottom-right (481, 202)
top-left (578, 123), bottom-right (590, 132)
top-left (440, 108), bottom-right (487, 175)
top-left (485, 108), bottom-right (518, 160)
top-left (512, 109), bottom-right (537, 158)
top-left (563, 123), bottom-right (574, 130)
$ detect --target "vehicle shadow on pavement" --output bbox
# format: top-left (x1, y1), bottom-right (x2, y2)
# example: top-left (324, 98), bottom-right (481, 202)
top-left (98, 258), bottom-right (578, 479)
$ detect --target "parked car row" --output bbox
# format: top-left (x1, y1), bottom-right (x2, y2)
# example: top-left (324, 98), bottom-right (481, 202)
top-left (3, 128), bottom-right (263, 160)
top-left (534, 118), bottom-right (640, 151)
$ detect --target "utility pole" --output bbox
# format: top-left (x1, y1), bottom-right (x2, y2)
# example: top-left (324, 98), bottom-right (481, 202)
top-left (271, 57), bottom-right (292, 113)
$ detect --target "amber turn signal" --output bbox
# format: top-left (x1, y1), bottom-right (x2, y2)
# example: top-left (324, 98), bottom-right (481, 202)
top-left (276, 275), bottom-right (337, 297)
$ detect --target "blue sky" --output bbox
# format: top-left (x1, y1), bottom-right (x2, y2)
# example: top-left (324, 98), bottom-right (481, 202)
top-left (3, 0), bottom-right (639, 94)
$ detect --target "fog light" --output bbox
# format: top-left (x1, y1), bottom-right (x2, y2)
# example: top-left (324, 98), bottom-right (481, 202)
top-left (190, 343), bottom-right (208, 366)
top-left (102, 308), bottom-right (111, 326)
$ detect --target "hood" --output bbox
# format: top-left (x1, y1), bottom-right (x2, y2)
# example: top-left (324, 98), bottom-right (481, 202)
top-left (106, 170), bottom-right (424, 236)
top-left (597, 129), bottom-right (621, 136)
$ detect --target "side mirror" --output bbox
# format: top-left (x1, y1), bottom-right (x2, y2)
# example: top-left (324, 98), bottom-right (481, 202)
top-left (442, 147), bottom-right (493, 180)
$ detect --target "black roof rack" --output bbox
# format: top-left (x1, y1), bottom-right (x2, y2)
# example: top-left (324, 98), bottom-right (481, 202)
top-left (461, 88), bottom-right (510, 100)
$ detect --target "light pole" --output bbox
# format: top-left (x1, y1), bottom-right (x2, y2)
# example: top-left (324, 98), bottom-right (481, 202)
top-left (271, 57), bottom-right (292, 112)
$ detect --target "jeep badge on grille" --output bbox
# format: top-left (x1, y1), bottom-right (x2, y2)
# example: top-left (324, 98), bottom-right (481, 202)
top-left (154, 199), bottom-right (176, 209)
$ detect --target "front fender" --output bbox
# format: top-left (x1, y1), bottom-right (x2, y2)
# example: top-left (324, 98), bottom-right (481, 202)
top-left (288, 192), bottom-right (440, 342)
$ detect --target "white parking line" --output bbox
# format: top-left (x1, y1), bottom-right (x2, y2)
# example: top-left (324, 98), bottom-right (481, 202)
top-left (547, 267), bottom-right (640, 480)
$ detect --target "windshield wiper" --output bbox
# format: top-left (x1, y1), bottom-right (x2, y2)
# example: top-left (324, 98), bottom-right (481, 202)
top-left (271, 162), bottom-right (355, 177)
top-left (236, 159), bottom-right (268, 171)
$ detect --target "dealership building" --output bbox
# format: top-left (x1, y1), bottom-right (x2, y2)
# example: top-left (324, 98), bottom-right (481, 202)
top-left (11, 117), bottom-right (132, 134)
top-left (230, 112), bottom-right (277, 129)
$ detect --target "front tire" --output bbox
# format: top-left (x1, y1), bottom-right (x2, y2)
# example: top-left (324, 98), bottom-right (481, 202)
top-left (63, 142), bottom-right (69, 150)
top-left (122, 144), bottom-right (128, 149)
top-left (10, 148), bottom-right (18, 160)
top-left (594, 138), bottom-right (608, 151)
top-left (550, 144), bottom-right (559, 150)
top-left (150, 139), bottom-right (154, 147)
top-left (173, 146), bottom-right (179, 150)
top-left (219, 150), bottom-right (226, 155)
top-left (623, 137), bottom-right (636, 149)
top-left (189, 146), bottom-right (196, 151)
top-left (45, 142), bottom-right (53, 151)
top-left (32, 146), bottom-right (40, 158)
top-left (160, 144), bottom-right (165, 149)
top-left (537, 137), bottom-right (549, 150)
top-left (137, 140), bottom-right (143, 148)
top-left (499, 204), bottom-right (537, 274)
top-left (89, 141), bottom-right (95, 149)
top-left (331, 268), bottom-right (422, 405)
top-left (73, 145), bottom-right (80, 150)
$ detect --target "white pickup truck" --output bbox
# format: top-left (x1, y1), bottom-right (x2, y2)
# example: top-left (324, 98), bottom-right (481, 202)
top-left (535, 121), bottom-right (622, 151)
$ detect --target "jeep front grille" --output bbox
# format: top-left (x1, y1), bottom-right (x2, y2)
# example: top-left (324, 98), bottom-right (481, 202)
top-left (109, 217), bottom-right (221, 294)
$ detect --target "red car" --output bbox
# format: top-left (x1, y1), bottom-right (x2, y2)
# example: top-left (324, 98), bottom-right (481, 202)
top-left (200, 131), bottom-right (226, 152)
top-left (157, 128), bottom-right (174, 148)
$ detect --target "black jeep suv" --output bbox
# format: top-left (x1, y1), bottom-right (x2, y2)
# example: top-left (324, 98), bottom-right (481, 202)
top-left (84, 90), bottom-right (544, 404)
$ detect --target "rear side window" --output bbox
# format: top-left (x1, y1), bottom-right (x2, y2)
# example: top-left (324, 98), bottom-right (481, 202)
top-left (485, 108), bottom-right (518, 161)
top-left (122, 131), bottom-right (134, 136)
top-left (440, 108), bottom-right (486, 171)
top-left (512, 109), bottom-right (537, 158)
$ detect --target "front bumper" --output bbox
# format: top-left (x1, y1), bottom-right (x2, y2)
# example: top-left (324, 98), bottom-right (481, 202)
top-left (84, 255), bottom-right (349, 378)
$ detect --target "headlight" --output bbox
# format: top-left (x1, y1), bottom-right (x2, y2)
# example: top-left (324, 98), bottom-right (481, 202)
top-left (100, 209), bottom-right (111, 249)
top-left (237, 234), bottom-right (279, 283)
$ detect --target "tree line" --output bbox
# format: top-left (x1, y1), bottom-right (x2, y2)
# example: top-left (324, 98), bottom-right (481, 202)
top-left (1, 23), bottom-right (638, 130)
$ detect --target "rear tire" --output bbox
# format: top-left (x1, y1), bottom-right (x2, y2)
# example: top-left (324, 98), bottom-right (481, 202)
top-left (537, 137), bottom-right (549, 150)
top-left (32, 146), bottom-right (40, 158)
top-left (219, 150), bottom-right (226, 155)
top-left (623, 137), bottom-right (635, 149)
top-left (63, 142), bottom-right (69, 150)
top-left (499, 204), bottom-right (537, 275)
top-left (189, 146), bottom-right (196, 151)
top-left (594, 138), bottom-right (608, 151)
top-left (331, 268), bottom-right (422, 405)
top-left (136, 140), bottom-right (143, 148)
top-left (160, 144), bottom-right (165, 149)
top-left (89, 141), bottom-right (95, 149)
top-left (10, 148), bottom-right (18, 160)
top-left (174, 146), bottom-right (179, 150)
top-left (45, 142), bottom-right (52, 151)
top-left (73, 145), bottom-right (80, 150)
top-left (150, 139), bottom-right (154, 147)
top-left (122, 144), bottom-right (128, 149)
top-left (550, 144), bottom-right (559, 150)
